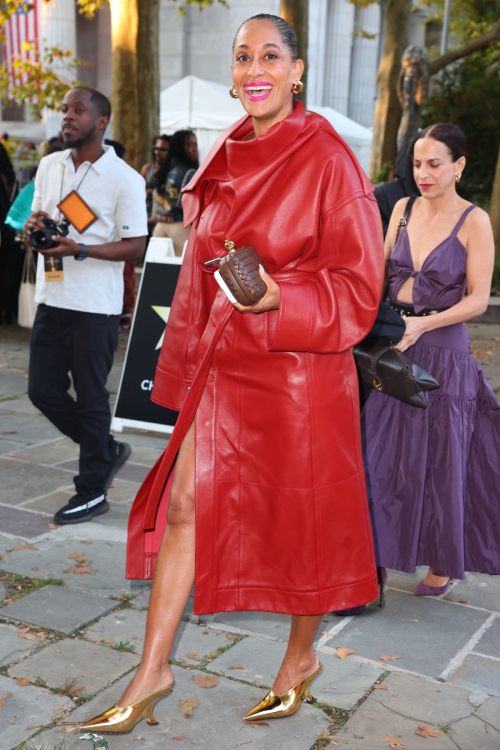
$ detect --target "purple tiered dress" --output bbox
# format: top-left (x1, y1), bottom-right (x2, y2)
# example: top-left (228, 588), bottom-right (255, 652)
top-left (362, 204), bottom-right (500, 580)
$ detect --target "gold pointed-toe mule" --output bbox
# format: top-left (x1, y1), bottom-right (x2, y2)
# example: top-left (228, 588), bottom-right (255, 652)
top-left (243, 662), bottom-right (322, 722)
top-left (80, 684), bottom-right (174, 734)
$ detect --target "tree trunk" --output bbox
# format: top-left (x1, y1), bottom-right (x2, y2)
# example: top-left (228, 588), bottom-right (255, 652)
top-left (491, 146), bottom-right (500, 260)
top-left (368, 0), bottom-right (411, 180)
top-left (109, 0), bottom-right (160, 172)
top-left (280, 0), bottom-right (308, 104)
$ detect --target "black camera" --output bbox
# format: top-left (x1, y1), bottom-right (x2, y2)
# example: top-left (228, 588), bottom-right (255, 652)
top-left (30, 218), bottom-right (70, 251)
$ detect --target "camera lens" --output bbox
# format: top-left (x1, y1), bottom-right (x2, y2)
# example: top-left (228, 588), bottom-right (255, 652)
top-left (30, 228), bottom-right (57, 251)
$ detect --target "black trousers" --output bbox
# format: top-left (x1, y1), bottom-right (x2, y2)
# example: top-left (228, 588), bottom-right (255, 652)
top-left (29, 304), bottom-right (120, 496)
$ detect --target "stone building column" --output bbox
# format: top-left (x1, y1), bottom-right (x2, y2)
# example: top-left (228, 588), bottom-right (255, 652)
top-left (348, 3), bottom-right (380, 127)
top-left (322, 0), bottom-right (356, 115)
top-left (39, 0), bottom-right (77, 73)
top-left (307, 0), bottom-right (328, 107)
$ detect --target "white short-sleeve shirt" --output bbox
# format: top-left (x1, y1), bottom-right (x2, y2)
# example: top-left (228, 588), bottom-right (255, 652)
top-left (32, 145), bottom-right (147, 315)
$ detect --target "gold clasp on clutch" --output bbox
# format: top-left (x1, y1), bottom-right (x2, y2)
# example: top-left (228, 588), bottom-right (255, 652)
top-left (224, 240), bottom-right (236, 253)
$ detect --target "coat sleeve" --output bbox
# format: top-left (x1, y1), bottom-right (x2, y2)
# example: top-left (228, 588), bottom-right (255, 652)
top-left (266, 194), bottom-right (384, 354)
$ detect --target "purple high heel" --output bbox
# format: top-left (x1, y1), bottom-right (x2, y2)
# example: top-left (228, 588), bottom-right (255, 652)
top-left (414, 571), bottom-right (451, 597)
top-left (333, 567), bottom-right (386, 616)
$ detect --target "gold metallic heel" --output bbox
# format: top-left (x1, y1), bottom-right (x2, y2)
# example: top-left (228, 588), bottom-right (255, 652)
top-left (243, 662), bottom-right (322, 721)
top-left (80, 685), bottom-right (173, 734)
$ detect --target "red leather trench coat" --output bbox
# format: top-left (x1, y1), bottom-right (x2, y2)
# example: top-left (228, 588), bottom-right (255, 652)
top-left (127, 102), bottom-right (385, 615)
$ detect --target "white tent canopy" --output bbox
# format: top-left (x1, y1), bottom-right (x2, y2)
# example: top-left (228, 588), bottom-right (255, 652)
top-left (160, 75), bottom-right (372, 171)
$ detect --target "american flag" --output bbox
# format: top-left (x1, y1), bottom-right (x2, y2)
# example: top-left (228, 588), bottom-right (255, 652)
top-left (2, 0), bottom-right (39, 87)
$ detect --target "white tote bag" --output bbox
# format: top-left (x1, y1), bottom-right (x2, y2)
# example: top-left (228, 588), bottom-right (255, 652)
top-left (18, 246), bottom-right (38, 328)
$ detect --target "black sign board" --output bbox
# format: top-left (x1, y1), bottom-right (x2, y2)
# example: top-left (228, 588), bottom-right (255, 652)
top-left (112, 243), bottom-right (181, 434)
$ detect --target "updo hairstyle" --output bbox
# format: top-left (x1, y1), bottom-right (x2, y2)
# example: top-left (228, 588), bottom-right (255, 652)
top-left (233, 14), bottom-right (298, 62)
top-left (417, 123), bottom-right (468, 162)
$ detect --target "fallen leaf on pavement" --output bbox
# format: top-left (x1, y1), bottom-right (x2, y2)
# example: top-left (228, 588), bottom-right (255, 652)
top-left (186, 652), bottom-right (199, 659)
top-left (136, 736), bottom-right (146, 740)
top-left (384, 735), bottom-right (406, 747)
top-left (226, 633), bottom-right (236, 641)
top-left (31, 566), bottom-right (39, 571)
top-left (16, 678), bottom-right (30, 686)
top-left (68, 552), bottom-right (85, 559)
top-left (193, 675), bottom-right (219, 688)
top-left (14, 544), bottom-right (38, 551)
top-left (55, 704), bottom-right (66, 710)
top-left (209, 730), bottom-right (216, 733)
top-left (172, 738), bottom-right (185, 742)
top-left (4, 692), bottom-right (12, 698)
top-left (409, 619), bottom-right (418, 623)
top-left (416, 725), bottom-right (443, 738)
top-left (47, 523), bottom-right (58, 530)
top-left (373, 684), bottom-right (388, 690)
top-left (0, 698), bottom-right (5, 708)
top-left (132, 635), bottom-right (140, 639)
top-left (55, 649), bottom-right (61, 653)
top-left (18, 633), bottom-right (36, 640)
top-left (17, 626), bottom-right (30, 633)
top-left (443, 597), bottom-right (471, 604)
top-left (330, 742), bottom-right (338, 746)
top-left (321, 630), bottom-right (331, 635)
top-left (105, 639), bottom-right (114, 644)
top-left (228, 663), bottom-right (245, 669)
top-left (35, 632), bottom-right (47, 642)
top-left (69, 685), bottom-right (85, 694)
top-left (335, 647), bottom-right (355, 659)
top-left (179, 697), bottom-right (199, 717)
top-left (81, 540), bottom-right (92, 544)
top-left (380, 655), bottom-right (402, 662)
top-left (202, 630), bottom-right (209, 634)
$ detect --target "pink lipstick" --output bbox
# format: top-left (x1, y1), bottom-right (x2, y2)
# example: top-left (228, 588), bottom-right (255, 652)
top-left (420, 184), bottom-right (433, 191)
top-left (244, 81), bottom-right (273, 101)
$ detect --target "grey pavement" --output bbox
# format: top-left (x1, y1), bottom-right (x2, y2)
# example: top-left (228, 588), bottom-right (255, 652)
top-left (1, 321), bottom-right (500, 750)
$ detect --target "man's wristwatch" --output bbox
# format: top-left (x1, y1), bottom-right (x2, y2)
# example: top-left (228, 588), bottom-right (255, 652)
top-left (75, 243), bottom-right (88, 261)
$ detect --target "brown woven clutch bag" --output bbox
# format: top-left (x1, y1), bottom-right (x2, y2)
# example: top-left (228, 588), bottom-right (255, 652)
top-left (204, 241), bottom-right (268, 306)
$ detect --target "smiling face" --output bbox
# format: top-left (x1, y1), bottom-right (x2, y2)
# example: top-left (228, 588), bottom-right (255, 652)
top-left (61, 89), bottom-right (108, 149)
top-left (413, 137), bottom-right (466, 198)
top-left (231, 19), bottom-right (303, 134)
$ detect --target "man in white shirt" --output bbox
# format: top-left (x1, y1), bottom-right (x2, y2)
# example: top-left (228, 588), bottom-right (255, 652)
top-left (24, 87), bottom-right (148, 524)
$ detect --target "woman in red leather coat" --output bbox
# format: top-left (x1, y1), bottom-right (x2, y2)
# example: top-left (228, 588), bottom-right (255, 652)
top-left (81, 13), bottom-right (384, 732)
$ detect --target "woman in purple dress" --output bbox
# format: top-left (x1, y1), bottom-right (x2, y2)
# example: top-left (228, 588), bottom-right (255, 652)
top-left (362, 123), bottom-right (500, 596)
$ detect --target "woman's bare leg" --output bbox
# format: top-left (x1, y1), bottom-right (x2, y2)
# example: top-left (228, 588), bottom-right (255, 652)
top-left (118, 422), bottom-right (195, 706)
top-left (272, 615), bottom-right (323, 696)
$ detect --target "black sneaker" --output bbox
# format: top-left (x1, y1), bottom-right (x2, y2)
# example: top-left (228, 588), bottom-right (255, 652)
top-left (53, 491), bottom-right (110, 525)
top-left (105, 440), bottom-right (132, 489)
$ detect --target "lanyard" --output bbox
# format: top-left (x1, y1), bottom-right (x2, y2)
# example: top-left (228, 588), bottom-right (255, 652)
top-left (58, 156), bottom-right (98, 220)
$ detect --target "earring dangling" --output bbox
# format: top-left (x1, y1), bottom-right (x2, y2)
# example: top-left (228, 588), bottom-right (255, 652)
top-left (292, 81), bottom-right (304, 95)
top-left (456, 173), bottom-right (462, 183)
top-left (229, 85), bottom-right (239, 99)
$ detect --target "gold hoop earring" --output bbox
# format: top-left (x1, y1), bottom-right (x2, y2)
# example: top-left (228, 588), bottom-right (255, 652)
top-left (456, 173), bottom-right (462, 183)
top-left (292, 81), bottom-right (304, 95)
top-left (229, 85), bottom-right (239, 99)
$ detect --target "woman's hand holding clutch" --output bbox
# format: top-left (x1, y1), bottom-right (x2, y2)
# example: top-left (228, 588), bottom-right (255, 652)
top-left (394, 316), bottom-right (429, 352)
top-left (233, 265), bottom-right (281, 313)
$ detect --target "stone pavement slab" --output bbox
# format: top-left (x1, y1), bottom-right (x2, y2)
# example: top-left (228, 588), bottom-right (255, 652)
top-left (213, 610), bottom-right (292, 640)
top-left (474, 616), bottom-right (500, 658)
top-left (0, 580), bottom-right (5, 599)
top-left (0, 412), bottom-right (61, 446)
top-left (451, 573), bottom-right (500, 613)
top-left (333, 695), bottom-right (456, 749)
top-left (0, 436), bottom-right (28, 455)
top-left (0, 505), bottom-right (53, 538)
top-left (325, 589), bottom-right (490, 678)
top-left (448, 654), bottom-right (500, 697)
top-left (1, 585), bottom-right (116, 633)
top-left (26, 665), bottom-right (327, 750)
top-left (0, 397), bottom-right (40, 416)
top-left (0, 622), bottom-right (39, 666)
top-left (369, 671), bottom-right (474, 725)
top-left (0, 457), bottom-right (73, 505)
top-left (385, 567), bottom-right (427, 593)
top-left (10, 437), bottom-right (79, 465)
top-left (0, 674), bottom-right (74, 750)
top-left (210, 636), bottom-right (384, 709)
top-left (8, 638), bottom-right (139, 695)
top-left (448, 715), bottom-right (500, 749)
top-left (0, 539), bottom-right (131, 594)
top-left (84, 614), bottom-right (229, 665)
top-left (476, 695), bottom-right (500, 731)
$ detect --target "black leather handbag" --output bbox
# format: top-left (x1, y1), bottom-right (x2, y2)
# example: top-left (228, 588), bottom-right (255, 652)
top-left (352, 341), bottom-right (439, 408)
